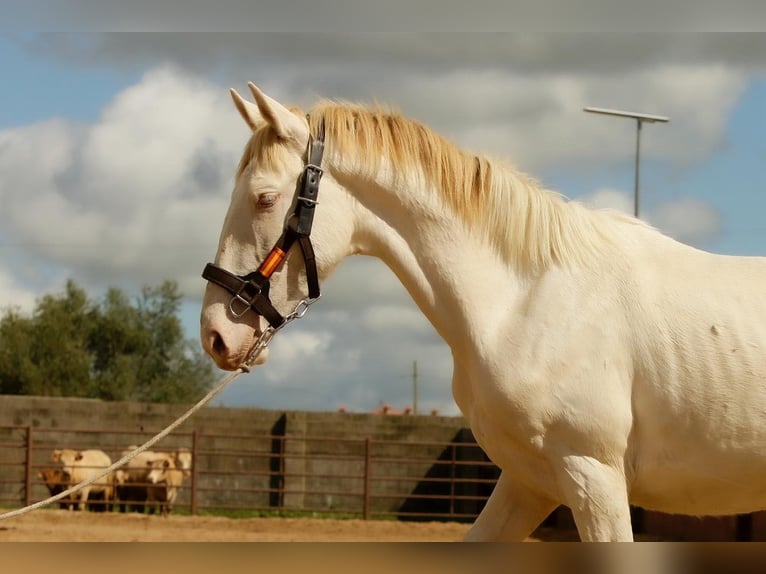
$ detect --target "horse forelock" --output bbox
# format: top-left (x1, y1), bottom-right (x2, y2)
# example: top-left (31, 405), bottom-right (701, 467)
top-left (235, 105), bottom-right (307, 180)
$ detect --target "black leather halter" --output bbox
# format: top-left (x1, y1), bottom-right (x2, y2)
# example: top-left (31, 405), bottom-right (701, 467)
top-left (202, 118), bottom-right (325, 329)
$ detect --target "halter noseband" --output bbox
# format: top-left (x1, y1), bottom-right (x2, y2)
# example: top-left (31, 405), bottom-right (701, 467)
top-left (201, 118), bottom-right (325, 329)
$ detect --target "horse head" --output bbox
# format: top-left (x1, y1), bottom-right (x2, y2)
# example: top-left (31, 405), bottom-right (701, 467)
top-left (200, 84), bottom-right (357, 370)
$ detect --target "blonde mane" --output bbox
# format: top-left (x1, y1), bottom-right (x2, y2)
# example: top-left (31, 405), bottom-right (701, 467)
top-left (238, 100), bottom-right (640, 274)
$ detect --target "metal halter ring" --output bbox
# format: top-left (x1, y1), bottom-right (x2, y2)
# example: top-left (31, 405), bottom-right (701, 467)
top-left (228, 293), bottom-right (251, 318)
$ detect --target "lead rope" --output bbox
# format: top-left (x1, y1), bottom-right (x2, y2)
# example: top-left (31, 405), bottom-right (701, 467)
top-left (0, 296), bottom-right (318, 521)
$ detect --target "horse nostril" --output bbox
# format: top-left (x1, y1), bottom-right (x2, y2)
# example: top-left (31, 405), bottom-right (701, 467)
top-left (211, 331), bottom-right (228, 358)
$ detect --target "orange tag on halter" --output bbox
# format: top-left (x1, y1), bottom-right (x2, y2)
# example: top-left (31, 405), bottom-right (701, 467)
top-left (258, 247), bottom-right (286, 277)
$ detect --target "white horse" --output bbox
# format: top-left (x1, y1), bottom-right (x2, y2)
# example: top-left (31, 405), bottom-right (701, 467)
top-left (200, 83), bottom-right (766, 541)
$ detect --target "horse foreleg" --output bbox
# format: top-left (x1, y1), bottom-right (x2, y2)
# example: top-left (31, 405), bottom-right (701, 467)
top-left (463, 472), bottom-right (557, 541)
top-left (555, 454), bottom-right (633, 542)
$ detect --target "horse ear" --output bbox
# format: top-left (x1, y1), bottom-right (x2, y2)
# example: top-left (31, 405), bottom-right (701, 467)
top-left (247, 82), bottom-right (308, 143)
top-left (230, 88), bottom-right (262, 131)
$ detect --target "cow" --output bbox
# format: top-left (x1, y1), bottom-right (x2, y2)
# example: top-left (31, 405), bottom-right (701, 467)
top-left (173, 448), bottom-right (193, 480)
top-left (145, 454), bottom-right (186, 517)
top-left (37, 468), bottom-right (74, 510)
top-left (113, 446), bottom-right (158, 513)
top-left (52, 448), bottom-right (114, 511)
top-left (114, 446), bottom-right (193, 513)
top-left (114, 468), bottom-right (147, 513)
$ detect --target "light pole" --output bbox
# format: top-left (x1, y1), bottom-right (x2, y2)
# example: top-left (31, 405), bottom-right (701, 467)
top-left (583, 106), bottom-right (669, 219)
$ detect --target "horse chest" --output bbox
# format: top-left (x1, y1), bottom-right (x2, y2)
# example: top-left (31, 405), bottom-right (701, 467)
top-left (455, 365), bottom-right (557, 471)
top-left (465, 400), bottom-right (562, 495)
top-left (452, 305), bottom-right (635, 479)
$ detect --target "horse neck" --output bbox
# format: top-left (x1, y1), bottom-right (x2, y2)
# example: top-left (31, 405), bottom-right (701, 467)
top-left (334, 161), bottom-right (527, 353)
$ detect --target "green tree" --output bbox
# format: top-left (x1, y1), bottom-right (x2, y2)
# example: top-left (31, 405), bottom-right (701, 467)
top-left (0, 279), bottom-right (215, 404)
top-left (0, 309), bottom-right (32, 395)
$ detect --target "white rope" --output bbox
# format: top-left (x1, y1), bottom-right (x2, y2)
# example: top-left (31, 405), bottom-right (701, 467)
top-left (0, 367), bottom-right (244, 521)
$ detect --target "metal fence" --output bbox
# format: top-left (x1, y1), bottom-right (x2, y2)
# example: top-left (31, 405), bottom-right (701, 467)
top-left (3, 423), bottom-right (764, 540)
top-left (0, 425), bottom-right (500, 521)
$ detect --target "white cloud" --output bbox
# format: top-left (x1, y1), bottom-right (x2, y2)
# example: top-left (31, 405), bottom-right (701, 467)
top-left (13, 35), bottom-right (753, 172)
top-left (244, 328), bottom-right (361, 389)
top-left (650, 197), bottom-right (722, 245)
top-left (0, 66), bottom-right (245, 299)
top-left (579, 187), bottom-right (636, 214)
top-left (408, 65), bottom-right (748, 172)
top-left (361, 305), bottom-right (432, 334)
top-left (319, 257), bottom-right (414, 311)
top-left (268, 330), bottom-right (333, 364)
top-left (579, 188), bottom-right (722, 246)
top-left (0, 36), bottom-right (758, 415)
top-left (0, 269), bottom-right (38, 314)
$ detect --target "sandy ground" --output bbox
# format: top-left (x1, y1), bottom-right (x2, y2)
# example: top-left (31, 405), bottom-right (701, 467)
top-left (0, 508), bottom-right (474, 542)
top-left (0, 510), bottom-right (718, 574)
top-left (0, 513), bottom-right (601, 574)
top-left (0, 508), bottom-right (587, 542)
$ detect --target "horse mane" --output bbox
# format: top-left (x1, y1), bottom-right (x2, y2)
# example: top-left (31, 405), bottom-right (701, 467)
top-left (238, 100), bottom-right (644, 274)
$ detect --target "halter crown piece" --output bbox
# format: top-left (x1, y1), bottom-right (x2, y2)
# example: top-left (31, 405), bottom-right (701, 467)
top-left (202, 116), bottom-right (325, 329)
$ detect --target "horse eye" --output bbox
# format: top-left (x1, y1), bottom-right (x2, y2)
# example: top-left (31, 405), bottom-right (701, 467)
top-left (257, 193), bottom-right (278, 208)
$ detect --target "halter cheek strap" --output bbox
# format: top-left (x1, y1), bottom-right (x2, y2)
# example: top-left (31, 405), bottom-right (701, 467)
top-left (202, 118), bottom-right (325, 328)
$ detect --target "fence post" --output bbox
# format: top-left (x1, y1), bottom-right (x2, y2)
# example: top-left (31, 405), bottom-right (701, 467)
top-left (277, 436), bottom-right (285, 508)
top-left (190, 430), bottom-right (199, 515)
top-left (24, 426), bottom-right (33, 506)
top-left (449, 443), bottom-right (456, 517)
top-left (269, 415), bottom-right (287, 509)
top-left (363, 438), bottom-right (372, 520)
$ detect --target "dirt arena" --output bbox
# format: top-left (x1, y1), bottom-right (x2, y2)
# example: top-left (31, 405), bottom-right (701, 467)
top-left (0, 508), bottom-right (583, 541)
top-left (0, 509), bottom-right (471, 542)
top-left (0, 511), bottom-right (722, 574)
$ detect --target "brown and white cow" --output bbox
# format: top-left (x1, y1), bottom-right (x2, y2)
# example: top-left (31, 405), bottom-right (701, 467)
top-left (114, 446), bottom-right (193, 513)
top-left (173, 448), bottom-right (193, 480)
top-left (114, 447), bottom-right (158, 513)
top-left (145, 454), bottom-right (187, 517)
top-left (52, 448), bottom-right (113, 511)
top-left (37, 468), bottom-right (74, 510)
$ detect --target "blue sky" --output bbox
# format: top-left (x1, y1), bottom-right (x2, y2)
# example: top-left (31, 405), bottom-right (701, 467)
top-left (1, 33), bottom-right (765, 414)
top-left (0, 36), bottom-right (139, 126)
top-left (680, 78), bottom-right (766, 255)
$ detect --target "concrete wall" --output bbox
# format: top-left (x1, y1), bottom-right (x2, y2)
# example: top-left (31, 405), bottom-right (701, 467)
top-left (0, 394), bottom-right (287, 437)
top-left (0, 395), bottom-right (466, 440)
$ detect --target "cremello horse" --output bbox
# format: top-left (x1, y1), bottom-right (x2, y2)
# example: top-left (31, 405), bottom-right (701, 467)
top-left (200, 83), bottom-right (766, 541)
